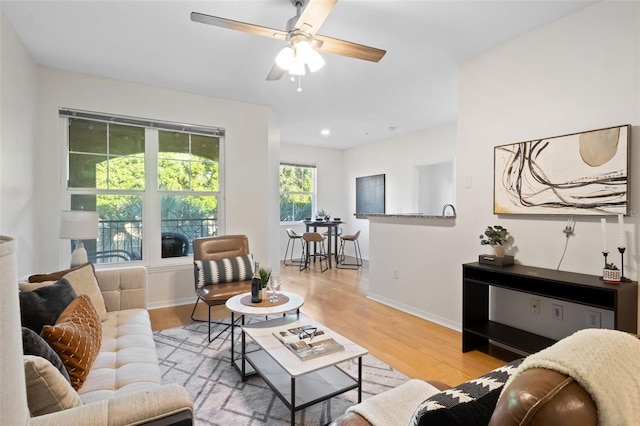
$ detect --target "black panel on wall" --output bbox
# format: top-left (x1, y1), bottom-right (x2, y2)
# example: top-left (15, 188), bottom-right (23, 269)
top-left (356, 174), bottom-right (385, 218)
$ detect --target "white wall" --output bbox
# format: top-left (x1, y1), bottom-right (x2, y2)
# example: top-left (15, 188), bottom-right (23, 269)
top-left (457, 1), bottom-right (640, 336)
top-left (355, 1), bottom-right (640, 335)
top-left (0, 11), bottom-right (38, 276)
top-left (0, 10), bottom-right (282, 308)
top-left (33, 69), bottom-right (280, 308)
top-left (343, 124), bottom-right (457, 261)
top-left (342, 124), bottom-right (459, 329)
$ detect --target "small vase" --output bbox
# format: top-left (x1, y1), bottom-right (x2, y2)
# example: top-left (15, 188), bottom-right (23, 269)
top-left (261, 287), bottom-right (268, 301)
top-left (492, 245), bottom-right (505, 258)
top-left (603, 269), bottom-right (621, 284)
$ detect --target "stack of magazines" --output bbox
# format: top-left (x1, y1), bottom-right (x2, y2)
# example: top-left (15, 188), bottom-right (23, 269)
top-left (273, 324), bottom-right (344, 360)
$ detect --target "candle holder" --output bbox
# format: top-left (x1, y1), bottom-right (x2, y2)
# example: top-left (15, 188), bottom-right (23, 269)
top-left (602, 251), bottom-right (609, 266)
top-left (617, 247), bottom-right (632, 282)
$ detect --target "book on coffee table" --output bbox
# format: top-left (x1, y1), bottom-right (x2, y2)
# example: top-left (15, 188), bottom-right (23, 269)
top-left (286, 337), bottom-right (344, 361)
top-left (272, 325), bottom-right (325, 344)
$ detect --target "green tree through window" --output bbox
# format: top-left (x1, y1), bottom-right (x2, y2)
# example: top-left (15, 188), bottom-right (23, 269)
top-left (65, 114), bottom-right (223, 263)
top-left (280, 164), bottom-right (315, 221)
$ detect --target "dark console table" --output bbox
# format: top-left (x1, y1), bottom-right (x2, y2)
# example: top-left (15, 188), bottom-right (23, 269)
top-left (463, 262), bottom-right (638, 356)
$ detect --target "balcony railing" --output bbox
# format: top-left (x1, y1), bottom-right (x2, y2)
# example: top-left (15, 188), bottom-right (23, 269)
top-left (90, 218), bottom-right (217, 263)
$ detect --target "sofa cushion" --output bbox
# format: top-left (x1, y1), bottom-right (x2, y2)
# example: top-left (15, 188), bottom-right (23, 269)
top-left (23, 355), bottom-right (83, 416)
top-left (194, 254), bottom-right (253, 288)
top-left (41, 295), bottom-right (102, 390)
top-left (28, 263), bottom-right (108, 321)
top-left (79, 308), bottom-right (162, 404)
top-left (19, 278), bottom-right (78, 333)
top-left (410, 358), bottom-right (523, 426)
top-left (22, 327), bottom-right (70, 382)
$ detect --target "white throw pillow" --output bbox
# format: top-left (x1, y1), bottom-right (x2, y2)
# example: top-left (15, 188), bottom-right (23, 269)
top-left (24, 355), bottom-right (83, 416)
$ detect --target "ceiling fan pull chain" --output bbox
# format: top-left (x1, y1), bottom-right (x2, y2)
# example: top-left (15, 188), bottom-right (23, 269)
top-left (297, 76), bottom-right (303, 93)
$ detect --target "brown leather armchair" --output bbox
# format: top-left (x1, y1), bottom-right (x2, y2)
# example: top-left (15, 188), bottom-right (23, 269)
top-left (190, 235), bottom-right (253, 341)
top-left (330, 369), bottom-right (597, 426)
top-left (489, 368), bottom-right (597, 425)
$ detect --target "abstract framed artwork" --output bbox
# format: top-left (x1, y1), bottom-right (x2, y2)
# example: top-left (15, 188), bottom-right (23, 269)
top-left (494, 125), bottom-right (630, 215)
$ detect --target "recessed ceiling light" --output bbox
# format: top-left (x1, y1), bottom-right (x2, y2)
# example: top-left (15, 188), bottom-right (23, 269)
top-left (321, 129), bottom-right (331, 136)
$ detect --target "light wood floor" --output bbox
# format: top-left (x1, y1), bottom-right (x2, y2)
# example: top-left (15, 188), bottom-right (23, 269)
top-left (149, 259), bottom-right (506, 386)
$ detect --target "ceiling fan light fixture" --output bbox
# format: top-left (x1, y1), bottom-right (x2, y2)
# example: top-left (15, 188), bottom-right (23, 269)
top-left (275, 46), bottom-right (295, 70)
top-left (296, 40), bottom-right (325, 72)
top-left (289, 57), bottom-right (306, 76)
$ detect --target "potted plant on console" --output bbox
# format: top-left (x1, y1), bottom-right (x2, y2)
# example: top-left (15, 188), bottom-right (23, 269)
top-left (603, 262), bottom-right (621, 284)
top-left (479, 225), bottom-right (513, 266)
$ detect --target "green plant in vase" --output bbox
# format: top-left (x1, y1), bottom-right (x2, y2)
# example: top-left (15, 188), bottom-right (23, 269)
top-left (479, 225), bottom-right (509, 257)
top-left (258, 267), bottom-right (272, 289)
top-left (603, 262), bottom-right (621, 283)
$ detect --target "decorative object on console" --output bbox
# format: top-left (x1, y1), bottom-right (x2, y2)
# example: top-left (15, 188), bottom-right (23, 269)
top-left (494, 125), bottom-right (630, 215)
top-left (478, 254), bottom-right (514, 266)
top-left (59, 209), bottom-right (99, 267)
top-left (600, 215), bottom-right (630, 283)
top-left (480, 225), bottom-right (513, 266)
top-left (603, 262), bottom-right (621, 284)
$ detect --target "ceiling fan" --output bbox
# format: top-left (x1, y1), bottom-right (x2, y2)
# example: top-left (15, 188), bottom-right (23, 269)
top-left (191, 0), bottom-right (386, 81)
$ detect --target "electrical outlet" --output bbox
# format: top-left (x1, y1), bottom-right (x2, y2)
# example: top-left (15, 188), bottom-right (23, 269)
top-left (552, 304), bottom-right (563, 320)
top-left (586, 311), bottom-right (601, 328)
top-left (530, 298), bottom-right (540, 314)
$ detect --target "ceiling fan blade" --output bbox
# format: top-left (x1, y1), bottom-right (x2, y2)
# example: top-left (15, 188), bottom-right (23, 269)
top-left (294, 0), bottom-right (338, 35)
top-left (314, 34), bottom-right (386, 62)
top-left (191, 12), bottom-right (287, 40)
top-left (266, 64), bottom-right (286, 81)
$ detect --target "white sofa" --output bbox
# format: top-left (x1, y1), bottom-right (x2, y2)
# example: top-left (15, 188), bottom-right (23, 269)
top-left (13, 263), bottom-right (193, 425)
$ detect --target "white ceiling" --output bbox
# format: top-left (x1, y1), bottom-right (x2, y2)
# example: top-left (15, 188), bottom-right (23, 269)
top-left (2, 0), bottom-right (595, 149)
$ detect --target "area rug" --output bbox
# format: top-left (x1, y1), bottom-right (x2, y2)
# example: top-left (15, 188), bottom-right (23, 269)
top-left (153, 320), bottom-right (408, 425)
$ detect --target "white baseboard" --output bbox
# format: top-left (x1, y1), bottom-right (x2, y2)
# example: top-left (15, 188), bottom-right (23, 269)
top-left (148, 296), bottom-right (195, 310)
top-left (366, 293), bottom-right (461, 332)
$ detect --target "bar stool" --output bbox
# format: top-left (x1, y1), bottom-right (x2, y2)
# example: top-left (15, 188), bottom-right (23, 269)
top-left (337, 230), bottom-right (363, 269)
top-left (284, 228), bottom-right (304, 266)
top-left (300, 232), bottom-right (328, 272)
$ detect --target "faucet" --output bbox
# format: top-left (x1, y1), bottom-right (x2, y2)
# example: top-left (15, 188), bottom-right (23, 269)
top-left (442, 204), bottom-right (456, 217)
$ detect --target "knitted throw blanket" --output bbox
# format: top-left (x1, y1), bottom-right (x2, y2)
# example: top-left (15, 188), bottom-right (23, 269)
top-left (501, 329), bottom-right (640, 426)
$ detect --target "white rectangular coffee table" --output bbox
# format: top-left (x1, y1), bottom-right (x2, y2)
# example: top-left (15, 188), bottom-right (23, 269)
top-left (241, 314), bottom-right (368, 425)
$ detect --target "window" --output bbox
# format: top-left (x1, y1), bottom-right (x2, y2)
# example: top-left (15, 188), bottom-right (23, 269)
top-left (279, 163), bottom-right (315, 221)
top-left (62, 109), bottom-right (224, 264)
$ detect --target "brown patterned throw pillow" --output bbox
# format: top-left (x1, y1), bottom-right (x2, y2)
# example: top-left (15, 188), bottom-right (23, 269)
top-left (41, 295), bottom-right (102, 390)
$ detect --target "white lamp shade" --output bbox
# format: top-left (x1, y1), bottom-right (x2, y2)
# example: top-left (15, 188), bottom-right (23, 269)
top-left (59, 210), bottom-right (99, 240)
top-left (289, 54), bottom-right (306, 76)
top-left (275, 46), bottom-right (294, 70)
top-left (306, 48), bottom-right (325, 72)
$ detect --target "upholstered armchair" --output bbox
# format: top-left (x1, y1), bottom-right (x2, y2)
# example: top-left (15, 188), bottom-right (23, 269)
top-left (190, 235), bottom-right (254, 341)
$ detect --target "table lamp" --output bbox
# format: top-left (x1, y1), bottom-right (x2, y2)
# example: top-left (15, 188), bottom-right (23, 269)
top-left (59, 210), bottom-right (99, 267)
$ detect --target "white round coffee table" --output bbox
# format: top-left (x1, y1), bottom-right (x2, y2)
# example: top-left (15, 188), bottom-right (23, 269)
top-left (226, 291), bottom-right (304, 379)
top-left (225, 291), bottom-right (304, 316)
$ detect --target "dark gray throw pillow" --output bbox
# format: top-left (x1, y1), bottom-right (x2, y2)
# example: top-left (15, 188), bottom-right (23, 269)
top-left (21, 327), bottom-right (71, 382)
top-left (19, 278), bottom-right (77, 333)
